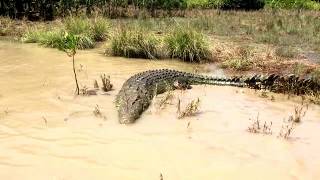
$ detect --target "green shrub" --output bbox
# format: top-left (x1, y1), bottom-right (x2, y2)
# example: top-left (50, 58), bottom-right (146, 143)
top-left (38, 30), bottom-right (66, 49)
top-left (91, 17), bottom-right (110, 41)
top-left (64, 16), bottom-right (108, 46)
top-left (138, 0), bottom-right (187, 11)
top-left (21, 28), bottom-right (44, 43)
top-left (76, 34), bottom-right (95, 49)
top-left (266, 0), bottom-right (320, 10)
top-left (22, 16), bottom-right (100, 50)
top-left (111, 28), bottom-right (159, 59)
top-left (21, 28), bottom-right (65, 49)
top-left (165, 28), bottom-right (210, 62)
top-left (0, 17), bottom-right (14, 36)
top-left (220, 0), bottom-right (265, 10)
top-left (64, 16), bottom-right (91, 35)
top-left (22, 29), bottom-right (94, 50)
top-left (187, 0), bottom-right (210, 8)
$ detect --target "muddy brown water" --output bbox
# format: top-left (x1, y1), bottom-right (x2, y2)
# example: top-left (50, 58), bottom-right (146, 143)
top-left (0, 40), bottom-right (320, 180)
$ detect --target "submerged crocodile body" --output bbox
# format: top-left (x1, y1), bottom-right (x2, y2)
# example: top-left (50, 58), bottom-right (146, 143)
top-left (115, 69), bottom-right (319, 124)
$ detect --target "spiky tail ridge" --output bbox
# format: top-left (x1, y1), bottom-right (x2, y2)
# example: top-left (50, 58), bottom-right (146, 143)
top-left (189, 73), bottom-right (320, 96)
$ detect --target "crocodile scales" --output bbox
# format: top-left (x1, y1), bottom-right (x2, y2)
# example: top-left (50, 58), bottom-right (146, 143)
top-left (115, 69), bottom-right (320, 124)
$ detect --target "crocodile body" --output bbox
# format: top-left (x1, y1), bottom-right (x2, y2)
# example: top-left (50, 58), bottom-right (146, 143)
top-left (115, 69), bottom-right (319, 124)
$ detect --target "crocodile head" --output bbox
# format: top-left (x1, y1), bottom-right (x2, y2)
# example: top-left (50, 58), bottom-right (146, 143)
top-left (118, 100), bottom-right (145, 124)
top-left (117, 91), bottom-right (148, 124)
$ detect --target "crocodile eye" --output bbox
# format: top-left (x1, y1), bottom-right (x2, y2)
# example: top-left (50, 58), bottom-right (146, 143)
top-left (132, 95), bottom-right (140, 105)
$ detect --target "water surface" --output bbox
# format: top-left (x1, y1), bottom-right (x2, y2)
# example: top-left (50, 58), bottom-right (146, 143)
top-left (0, 41), bottom-right (320, 180)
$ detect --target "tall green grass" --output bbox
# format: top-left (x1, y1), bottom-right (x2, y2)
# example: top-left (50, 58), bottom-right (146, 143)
top-left (21, 16), bottom-right (109, 50)
top-left (165, 28), bottom-right (210, 62)
top-left (38, 31), bottom-right (66, 49)
top-left (21, 28), bottom-right (45, 43)
top-left (64, 16), bottom-right (91, 35)
top-left (111, 28), bottom-right (159, 59)
top-left (22, 28), bottom-right (94, 49)
top-left (91, 17), bottom-right (110, 41)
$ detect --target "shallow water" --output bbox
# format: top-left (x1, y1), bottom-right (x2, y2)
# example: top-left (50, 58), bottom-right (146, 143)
top-left (0, 40), bottom-right (320, 180)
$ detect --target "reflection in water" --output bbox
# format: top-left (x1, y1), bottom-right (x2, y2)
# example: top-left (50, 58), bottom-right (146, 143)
top-left (0, 41), bottom-right (320, 180)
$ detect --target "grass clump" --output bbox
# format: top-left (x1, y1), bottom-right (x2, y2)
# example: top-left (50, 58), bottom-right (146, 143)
top-left (275, 46), bottom-right (297, 58)
top-left (63, 17), bottom-right (96, 49)
top-left (22, 28), bottom-right (66, 49)
top-left (292, 62), bottom-right (308, 76)
top-left (165, 28), bottom-right (211, 63)
top-left (177, 97), bottom-right (201, 119)
top-left (311, 68), bottom-right (320, 83)
top-left (266, 0), bottom-right (320, 10)
top-left (221, 58), bottom-right (253, 71)
top-left (64, 17), bottom-right (91, 35)
top-left (21, 16), bottom-right (109, 50)
top-left (111, 28), bottom-right (159, 59)
top-left (22, 28), bottom-right (94, 50)
top-left (100, 74), bottom-right (113, 92)
top-left (38, 30), bottom-right (66, 49)
top-left (21, 28), bottom-right (45, 43)
top-left (247, 113), bottom-right (273, 135)
top-left (0, 17), bottom-right (14, 36)
top-left (220, 46), bottom-right (253, 71)
top-left (64, 16), bottom-right (109, 42)
top-left (91, 17), bottom-right (110, 41)
top-left (75, 34), bottom-right (95, 49)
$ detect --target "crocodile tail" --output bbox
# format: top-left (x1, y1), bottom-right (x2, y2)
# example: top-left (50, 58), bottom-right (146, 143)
top-left (191, 73), bottom-right (320, 95)
top-left (189, 74), bottom-right (245, 87)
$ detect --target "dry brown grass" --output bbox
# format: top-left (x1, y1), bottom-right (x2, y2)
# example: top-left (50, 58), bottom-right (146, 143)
top-left (306, 94), bottom-right (320, 105)
top-left (100, 74), bottom-right (113, 92)
top-left (211, 38), bottom-right (320, 75)
top-left (177, 97), bottom-right (201, 119)
top-left (80, 84), bottom-right (100, 96)
top-left (278, 117), bottom-right (295, 139)
top-left (155, 90), bottom-right (174, 110)
top-left (93, 104), bottom-right (107, 120)
top-left (248, 102), bottom-right (308, 139)
top-left (0, 17), bottom-right (14, 36)
top-left (93, 79), bottom-right (99, 89)
top-left (278, 102), bottom-right (308, 139)
top-left (247, 113), bottom-right (273, 135)
top-left (292, 103), bottom-right (309, 123)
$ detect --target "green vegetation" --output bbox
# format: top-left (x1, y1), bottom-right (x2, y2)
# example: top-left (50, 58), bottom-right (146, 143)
top-left (1, 0), bottom-right (320, 22)
top-left (38, 30), bottom-right (66, 49)
top-left (111, 28), bottom-right (159, 59)
top-left (220, 0), bottom-right (265, 10)
top-left (21, 16), bottom-right (109, 50)
top-left (266, 0), bottom-right (320, 10)
top-left (0, 17), bottom-right (13, 36)
top-left (165, 28), bottom-right (210, 62)
top-left (110, 26), bottom-right (211, 62)
top-left (62, 33), bottom-right (80, 95)
top-left (1, 4), bottom-right (319, 78)
top-left (91, 17), bottom-right (110, 41)
top-left (64, 17), bottom-right (91, 35)
top-left (21, 28), bottom-right (46, 43)
top-left (221, 58), bottom-right (253, 71)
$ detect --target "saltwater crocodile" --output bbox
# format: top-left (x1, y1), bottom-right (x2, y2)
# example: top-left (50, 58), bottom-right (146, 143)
top-left (115, 69), bottom-right (319, 124)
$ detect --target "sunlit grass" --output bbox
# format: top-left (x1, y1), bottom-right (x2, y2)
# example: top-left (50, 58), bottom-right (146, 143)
top-left (111, 28), bottom-right (159, 59)
top-left (165, 27), bottom-right (211, 62)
